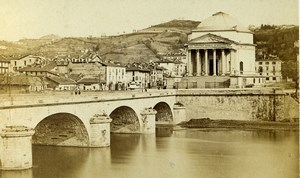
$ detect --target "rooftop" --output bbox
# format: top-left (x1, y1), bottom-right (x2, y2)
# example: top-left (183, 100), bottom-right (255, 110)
top-left (126, 66), bottom-right (150, 72)
top-left (195, 12), bottom-right (251, 33)
top-left (19, 61), bottom-right (57, 72)
top-left (46, 76), bottom-right (76, 85)
top-left (77, 77), bottom-right (105, 84)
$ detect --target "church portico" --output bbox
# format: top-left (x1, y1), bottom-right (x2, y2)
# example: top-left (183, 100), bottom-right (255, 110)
top-left (187, 47), bottom-right (234, 77)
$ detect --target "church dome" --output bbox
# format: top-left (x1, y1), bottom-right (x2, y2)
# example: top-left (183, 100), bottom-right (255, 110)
top-left (195, 12), bottom-right (251, 33)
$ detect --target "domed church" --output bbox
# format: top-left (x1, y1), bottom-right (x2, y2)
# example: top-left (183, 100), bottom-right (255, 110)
top-left (185, 12), bottom-right (263, 88)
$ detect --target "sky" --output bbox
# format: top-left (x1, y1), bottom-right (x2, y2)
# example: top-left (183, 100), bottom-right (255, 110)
top-left (0, 0), bottom-right (298, 41)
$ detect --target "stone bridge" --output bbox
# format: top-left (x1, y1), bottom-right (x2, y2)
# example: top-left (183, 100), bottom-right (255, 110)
top-left (0, 88), bottom-right (298, 170)
top-left (0, 90), bottom-right (186, 170)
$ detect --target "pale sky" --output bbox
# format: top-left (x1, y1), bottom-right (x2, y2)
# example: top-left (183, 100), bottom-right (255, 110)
top-left (0, 0), bottom-right (298, 41)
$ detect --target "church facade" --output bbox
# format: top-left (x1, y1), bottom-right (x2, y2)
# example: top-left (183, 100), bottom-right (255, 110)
top-left (186, 12), bottom-right (264, 88)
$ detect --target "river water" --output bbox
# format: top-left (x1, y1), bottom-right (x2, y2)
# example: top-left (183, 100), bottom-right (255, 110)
top-left (1, 128), bottom-right (299, 178)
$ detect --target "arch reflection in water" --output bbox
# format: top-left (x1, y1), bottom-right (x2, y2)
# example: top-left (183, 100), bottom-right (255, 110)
top-left (32, 146), bottom-right (90, 178)
top-left (156, 126), bottom-right (174, 137)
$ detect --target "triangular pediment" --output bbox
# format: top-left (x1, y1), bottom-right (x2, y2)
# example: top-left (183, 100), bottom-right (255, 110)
top-left (188, 33), bottom-right (238, 44)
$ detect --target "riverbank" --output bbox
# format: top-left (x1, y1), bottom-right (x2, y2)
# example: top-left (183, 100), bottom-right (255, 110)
top-left (178, 118), bottom-right (299, 131)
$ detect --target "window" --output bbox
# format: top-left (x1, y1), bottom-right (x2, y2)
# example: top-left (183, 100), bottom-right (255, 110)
top-left (273, 77), bottom-right (276, 81)
top-left (14, 61), bottom-right (17, 66)
top-left (253, 78), bottom-right (255, 83)
top-left (265, 62), bottom-right (269, 65)
top-left (239, 61), bottom-right (243, 74)
top-left (273, 66), bottom-right (276, 72)
top-left (258, 66), bottom-right (263, 73)
top-left (266, 66), bottom-right (269, 71)
top-left (272, 62), bottom-right (276, 64)
top-left (259, 62), bottom-right (262, 65)
top-left (266, 77), bottom-right (269, 80)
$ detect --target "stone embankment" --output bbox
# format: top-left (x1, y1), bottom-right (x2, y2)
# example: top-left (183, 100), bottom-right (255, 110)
top-left (176, 88), bottom-right (299, 122)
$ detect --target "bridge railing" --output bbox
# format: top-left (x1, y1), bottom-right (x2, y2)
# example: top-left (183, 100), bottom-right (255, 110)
top-left (0, 89), bottom-right (177, 108)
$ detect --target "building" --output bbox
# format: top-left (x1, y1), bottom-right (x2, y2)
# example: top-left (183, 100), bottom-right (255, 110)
top-left (149, 65), bottom-right (165, 87)
top-left (0, 59), bottom-right (11, 74)
top-left (77, 76), bottom-right (105, 91)
top-left (10, 55), bottom-right (44, 72)
top-left (0, 74), bottom-right (46, 93)
top-left (19, 61), bottom-right (58, 77)
top-left (46, 76), bottom-right (76, 91)
top-left (126, 66), bottom-right (150, 89)
top-left (67, 53), bottom-right (103, 75)
top-left (185, 12), bottom-right (262, 88)
top-left (256, 55), bottom-right (282, 83)
top-left (155, 59), bottom-right (186, 77)
top-left (99, 61), bottom-right (126, 90)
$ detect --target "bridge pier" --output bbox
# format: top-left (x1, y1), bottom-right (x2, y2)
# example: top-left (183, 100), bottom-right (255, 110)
top-left (0, 126), bottom-right (35, 170)
top-left (89, 114), bottom-right (112, 147)
top-left (173, 103), bottom-right (186, 124)
top-left (141, 108), bottom-right (157, 134)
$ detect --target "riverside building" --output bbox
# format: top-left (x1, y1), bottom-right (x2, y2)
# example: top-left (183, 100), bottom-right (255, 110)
top-left (183, 12), bottom-right (264, 88)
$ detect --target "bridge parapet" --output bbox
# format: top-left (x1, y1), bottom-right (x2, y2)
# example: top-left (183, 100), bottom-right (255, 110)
top-left (0, 89), bottom-right (177, 108)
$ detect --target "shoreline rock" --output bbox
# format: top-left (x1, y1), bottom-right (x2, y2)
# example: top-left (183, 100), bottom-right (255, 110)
top-left (179, 118), bottom-right (299, 131)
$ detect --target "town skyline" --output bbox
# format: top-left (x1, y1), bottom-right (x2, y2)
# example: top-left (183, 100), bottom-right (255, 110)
top-left (0, 0), bottom-right (298, 41)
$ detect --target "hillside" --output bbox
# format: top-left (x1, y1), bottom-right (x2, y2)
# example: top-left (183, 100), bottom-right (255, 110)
top-left (0, 20), bottom-right (298, 80)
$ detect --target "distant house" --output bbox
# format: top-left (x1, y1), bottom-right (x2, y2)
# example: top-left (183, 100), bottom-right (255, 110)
top-left (100, 61), bottom-right (126, 90)
top-left (55, 60), bottom-right (69, 74)
top-left (0, 74), bottom-right (46, 93)
top-left (46, 76), bottom-right (76, 91)
top-left (77, 76), bottom-right (105, 91)
top-left (19, 61), bottom-right (58, 77)
top-left (148, 65), bottom-right (165, 87)
top-left (10, 55), bottom-right (44, 72)
top-left (155, 59), bottom-right (186, 77)
top-left (126, 66), bottom-right (150, 89)
top-left (255, 55), bottom-right (282, 83)
top-left (68, 62), bottom-right (102, 76)
top-left (0, 58), bottom-right (11, 74)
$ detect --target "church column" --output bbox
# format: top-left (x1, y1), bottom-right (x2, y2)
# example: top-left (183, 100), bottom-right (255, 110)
top-left (227, 51), bottom-right (230, 74)
top-left (188, 50), bottom-right (192, 76)
top-left (213, 49), bottom-right (216, 76)
top-left (204, 49), bottom-right (208, 76)
top-left (221, 49), bottom-right (226, 75)
top-left (230, 49), bottom-right (235, 75)
top-left (196, 49), bottom-right (200, 76)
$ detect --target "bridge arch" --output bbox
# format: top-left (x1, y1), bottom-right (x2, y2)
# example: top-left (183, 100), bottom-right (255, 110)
top-left (109, 106), bottom-right (140, 133)
top-left (32, 112), bottom-right (89, 147)
top-left (153, 102), bottom-right (173, 123)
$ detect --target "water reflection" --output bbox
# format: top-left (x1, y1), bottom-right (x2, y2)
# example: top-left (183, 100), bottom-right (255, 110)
top-left (1, 169), bottom-right (32, 178)
top-left (155, 126), bottom-right (173, 137)
top-left (0, 129), bottom-right (298, 178)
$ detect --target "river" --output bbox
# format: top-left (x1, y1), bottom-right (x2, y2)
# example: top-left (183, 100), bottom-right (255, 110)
top-left (1, 128), bottom-right (298, 178)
